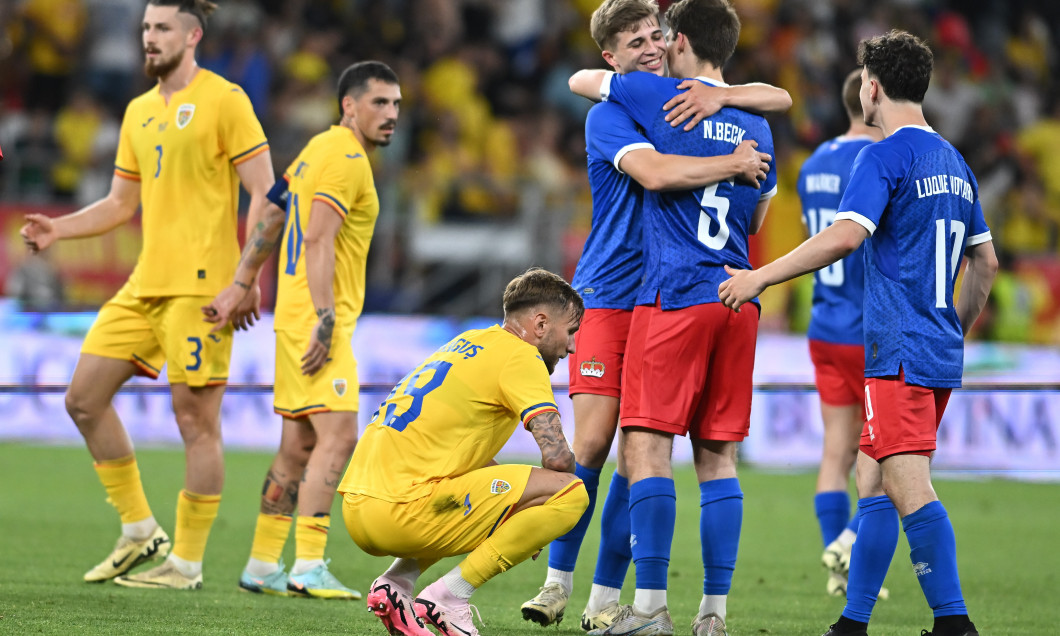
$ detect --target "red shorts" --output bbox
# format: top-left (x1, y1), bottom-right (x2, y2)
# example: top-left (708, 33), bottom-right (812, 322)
top-left (809, 340), bottom-right (865, 407)
top-left (567, 308), bottom-right (633, 398)
top-left (620, 301), bottom-right (758, 441)
top-left (861, 368), bottom-right (951, 460)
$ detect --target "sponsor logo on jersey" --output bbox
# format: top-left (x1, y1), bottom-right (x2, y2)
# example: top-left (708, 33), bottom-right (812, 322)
top-left (580, 357), bottom-right (605, 378)
top-left (333, 378), bottom-right (347, 397)
top-left (912, 561), bottom-right (932, 576)
top-left (176, 104), bottom-right (196, 129)
top-left (490, 479), bottom-right (511, 495)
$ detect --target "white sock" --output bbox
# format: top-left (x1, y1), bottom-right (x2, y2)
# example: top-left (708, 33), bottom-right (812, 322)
top-left (699, 594), bottom-right (727, 620)
top-left (167, 554), bottom-right (201, 577)
top-left (383, 558), bottom-right (421, 593)
top-left (837, 528), bottom-right (857, 548)
top-left (441, 566), bottom-right (476, 600)
top-left (291, 558), bottom-right (325, 576)
top-left (585, 583), bottom-right (622, 614)
top-left (245, 557), bottom-right (280, 577)
top-left (544, 567), bottom-right (574, 595)
top-left (633, 588), bottom-right (667, 615)
top-left (123, 517), bottom-right (158, 540)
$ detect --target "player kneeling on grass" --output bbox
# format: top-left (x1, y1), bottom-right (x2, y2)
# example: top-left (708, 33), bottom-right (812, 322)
top-left (338, 268), bottom-right (590, 636)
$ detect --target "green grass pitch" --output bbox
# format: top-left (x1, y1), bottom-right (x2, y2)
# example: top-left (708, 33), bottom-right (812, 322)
top-left (0, 443), bottom-right (1056, 635)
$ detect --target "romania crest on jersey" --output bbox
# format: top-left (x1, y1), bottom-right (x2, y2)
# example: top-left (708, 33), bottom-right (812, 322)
top-left (580, 357), bottom-right (605, 378)
top-left (490, 479), bottom-right (511, 495)
top-left (176, 103), bottom-right (196, 129)
top-left (333, 378), bottom-right (347, 397)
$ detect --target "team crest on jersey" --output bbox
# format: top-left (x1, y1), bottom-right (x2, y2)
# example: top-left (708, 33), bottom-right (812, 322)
top-left (333, 378), bottom-right (347, 397)
top-left (580, 357), bottom-right (605, 378)
top-left (490, 479), bottom-right (511, 495)
top-left (175, 104), bottom-right (195, 129)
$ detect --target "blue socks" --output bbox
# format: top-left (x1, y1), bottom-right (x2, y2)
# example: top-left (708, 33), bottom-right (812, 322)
top-left (593, 472), bottom-right (632, 588)
top-left (903, 501), bottom-right (967, 618)
top-left (629, 477), bottom-right (676, 589)
top-left (842, 496), bottom-right (899, 623)
top-left (548, 463), bottom-right (601, 572)
top-left (699, 478), bottom-right (743, 595)
top-left (815, 490), bottom-right (852, 546)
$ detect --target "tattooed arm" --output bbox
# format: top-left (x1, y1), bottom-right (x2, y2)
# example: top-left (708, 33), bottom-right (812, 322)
top-left (527, 411), bottom-right (576, 473)
top-left (300, 199), bottom-right (344, 376)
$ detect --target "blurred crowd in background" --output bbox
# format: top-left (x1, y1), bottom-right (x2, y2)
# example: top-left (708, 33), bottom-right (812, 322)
top-left (0, 0), bottom-right (1058, 343)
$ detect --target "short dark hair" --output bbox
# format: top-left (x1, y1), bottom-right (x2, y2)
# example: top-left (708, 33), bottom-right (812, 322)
top-left (589, 0), bottom-right (659, 52)
top-left (665, 0), bottom-right (740, 70)
top-left (841, 68), bottom-right (864, 121)
top-left (148, 0), bottom-right (217, 32)
top-left (502, 268), bottom-right (584, 323)
top-left (857, 29), bottom-right (934, 103)
top-left (336, 61), bottom-right (400, 113)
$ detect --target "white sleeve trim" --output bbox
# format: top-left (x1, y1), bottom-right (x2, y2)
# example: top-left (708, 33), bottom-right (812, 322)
top-left (758, 184), bottom-right (779, 201)
top-left (600, 71), bottom-right (615, 101)
top-left (835, 211), bottom-right (877, 235)
top-left (966, 230), bottom-right (992, 246)
top-left (613, 142), bottom-right (655, 173)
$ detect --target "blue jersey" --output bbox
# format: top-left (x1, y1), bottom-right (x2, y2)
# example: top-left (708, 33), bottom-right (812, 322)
top-left (602, 71), bottom-right (778, 309)
top-left (571, 101), bottom-right (652, 309)
top-left (797, 135), bottom-right (875, 345)
top-left (837, 126), bottom-right (992, 388)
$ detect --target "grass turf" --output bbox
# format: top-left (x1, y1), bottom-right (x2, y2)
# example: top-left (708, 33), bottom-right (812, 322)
top-left (0, 443), bottom-right (1056, 635)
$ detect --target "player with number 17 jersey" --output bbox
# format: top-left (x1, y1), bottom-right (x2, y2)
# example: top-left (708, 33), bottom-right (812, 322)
top-left (601, 71), bottom-right (777, 310)
top-left (836, 126), bottom-right (991, 387)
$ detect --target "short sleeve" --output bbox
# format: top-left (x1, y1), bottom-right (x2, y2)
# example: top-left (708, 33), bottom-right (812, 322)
top-left (114, 104), bottom-right (140, 180)
top-left (835, 145), bottom-right (898, 235)
top-left (497, 349), bottom-right (559, 429)
top-left (219, 86), bottom-right (269, 165)
top-left (313, 153), bottom-right (371, 218)
top-left (586, 103), bottom-right (653, 172)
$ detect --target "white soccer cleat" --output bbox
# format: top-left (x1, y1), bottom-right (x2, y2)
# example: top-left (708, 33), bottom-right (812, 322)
top-left (586, 604), bottom-right (673, 636)
top-left (521, 582), bottom-right (568, 627)
top-left (113, 559), bottom-right (202, 590)
top-left (84, 526), bottom-right (170, 582)
top-left (581, 602), bottom-right (624, 632)
top-left (691, 612), bottom-right (728, 636)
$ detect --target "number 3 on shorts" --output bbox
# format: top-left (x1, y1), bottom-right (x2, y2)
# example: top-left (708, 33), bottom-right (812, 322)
top-left (186, 336), bottom-right (203, 371)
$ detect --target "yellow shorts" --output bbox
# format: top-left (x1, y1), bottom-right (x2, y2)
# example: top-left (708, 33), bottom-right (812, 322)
top-left (342, 464), bottom-right (532, 560)
top-left (273, 329), bottom-right (359, 418)
top-left (81, 282), bottom-right (233, 386)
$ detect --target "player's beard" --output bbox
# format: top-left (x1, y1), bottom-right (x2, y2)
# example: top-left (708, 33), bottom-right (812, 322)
top-left (144, 49), bottom-right (184, 79)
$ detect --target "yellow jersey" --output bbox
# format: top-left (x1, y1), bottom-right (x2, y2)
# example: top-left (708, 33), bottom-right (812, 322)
top-left (339, 325), bottom-right (560, 503)
top-left (273, 125), bottom-right (378, 333)
top-left (114, 68), bottom-right (268, 297)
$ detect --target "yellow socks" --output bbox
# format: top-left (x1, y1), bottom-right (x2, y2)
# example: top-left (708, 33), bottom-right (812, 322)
top-left (295, 515), bottom-right (330, 564)
top-left (460, 479), bottom-right (588, 587)
top-left (172, 490), bottom-right (221, 562)
top-left (250, 513), bottom-right (293, 564)
top-left (94, 455), bottom-right (153, 525)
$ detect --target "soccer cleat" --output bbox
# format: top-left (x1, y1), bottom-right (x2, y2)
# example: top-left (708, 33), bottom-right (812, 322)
top-left (287, 560), bottom-right (362, 600)
top-left (414, 585), bottom-right (483, 636)
top-left (822, 538), bottom-right (889, 600)
top-left (581, 603), bottom-right (624, 632)
top-left (238, 560), bottom-right (289, 596)
top-left (919, 623), bottom-right (979, 636)
top-left (586, 604), bottom-right (673, 636)
top-left (821, 622), bottom-right (867, 636)
top-left (366, 576), bottom-right (433, 636)
top-left (826, 571), bottom-right (848, 597)
top-left (113, 559), bottom-right (202, 590)
top-left (520, 583), bottom-right (568, 626)
top-left (691, 612), bottom-right (728, 636)
top-left (84, 526), bottom-right (171, 582)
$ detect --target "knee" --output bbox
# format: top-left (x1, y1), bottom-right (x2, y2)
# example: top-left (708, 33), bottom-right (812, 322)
top-left (175, 409), bottom-right (220, 445)
top-left (554, 477), bottom-right (589, 514)
top-left (64, 388), bottom-right (102, 426)
top-left (573, 432), bottom-right (613, 468)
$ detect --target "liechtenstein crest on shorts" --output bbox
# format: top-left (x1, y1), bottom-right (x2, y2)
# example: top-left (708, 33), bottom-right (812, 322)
top-left (333, 378), bottom-right (347, 397)
top-left (580, 356), bottom-right (605, 378)
top-left (176, 103), bottom-right (195, 129)
top-left (490, 479), bottom-right (511, 495)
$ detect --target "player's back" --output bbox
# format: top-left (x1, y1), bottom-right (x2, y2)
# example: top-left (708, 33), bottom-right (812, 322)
top-left (117, 69), bottom-right (268, 297)
top-left (838, 126), bottom-right (991, 387)
top-left (798, 135), bottom-right (875, 345)
top-left (338, 325), bottom-right (559, 503)
top-left (571, 101), bottom-right (646, 310)
top-left (274, 125), bottom-right (378, 333)
top-left (602, 72), bottom-right (778, 308)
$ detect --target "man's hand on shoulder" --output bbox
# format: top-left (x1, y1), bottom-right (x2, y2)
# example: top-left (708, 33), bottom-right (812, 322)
top-left (732, 139), bottom-right (771, 187)
top-left (663, 79), bottom-right (725, 131)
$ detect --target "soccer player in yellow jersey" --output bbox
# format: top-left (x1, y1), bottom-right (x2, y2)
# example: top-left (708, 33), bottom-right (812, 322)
top-left (335, 268), bottom-right (590, 636)
top-left (202, 61), bottom-right (401, 601)
top-left (20, 0), bottom-right (273, 590)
